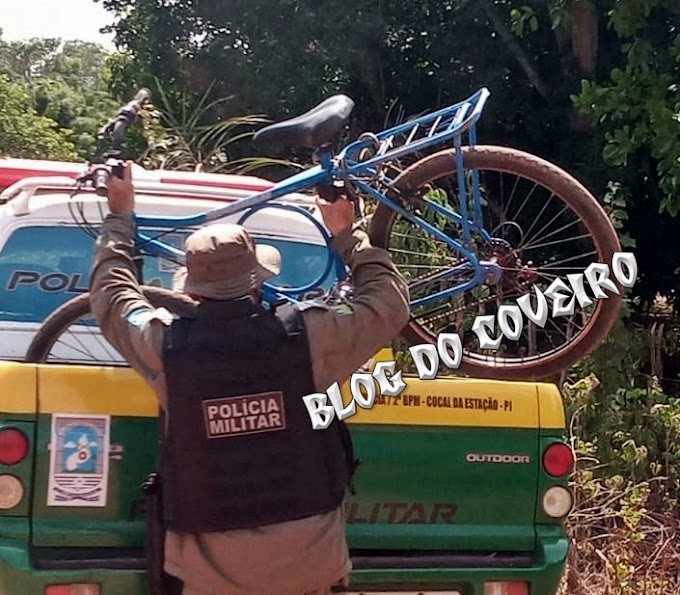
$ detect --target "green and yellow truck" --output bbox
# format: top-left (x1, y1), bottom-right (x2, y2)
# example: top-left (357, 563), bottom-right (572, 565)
top-left (0, 350), bottom-right (572, 595)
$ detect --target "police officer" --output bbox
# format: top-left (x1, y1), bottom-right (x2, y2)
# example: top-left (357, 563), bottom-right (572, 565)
top-left (90, 162), bottom-right (410, 595)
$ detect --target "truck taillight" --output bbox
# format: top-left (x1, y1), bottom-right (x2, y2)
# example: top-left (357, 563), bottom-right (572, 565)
top-left (45, 584), bottom-right (100, 595)
top-left (542, 485), bottom-right (573, 518)
top-left (0, 428), bottom-right (29, 465)
top-left (0, 475), bottom-right (23, 509)
top-left (542, 442), bottom-right (574, 477)
top-left (484, 581), bottom-right (529, 595)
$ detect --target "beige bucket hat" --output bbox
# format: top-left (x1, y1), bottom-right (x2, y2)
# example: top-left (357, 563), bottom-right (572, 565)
top-left (172, 223), bottom-right (281, 299)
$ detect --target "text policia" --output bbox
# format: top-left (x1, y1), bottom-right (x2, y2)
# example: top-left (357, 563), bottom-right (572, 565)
top-left (302, 252), bottom-right (638, 430)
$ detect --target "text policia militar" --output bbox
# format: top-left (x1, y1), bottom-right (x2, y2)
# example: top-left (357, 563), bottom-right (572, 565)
top-left (302, 252), bottom-right (638, 430)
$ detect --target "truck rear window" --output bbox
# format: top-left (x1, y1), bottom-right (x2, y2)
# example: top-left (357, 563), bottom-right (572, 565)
top-left (0, 226), bottom-right (331, 323)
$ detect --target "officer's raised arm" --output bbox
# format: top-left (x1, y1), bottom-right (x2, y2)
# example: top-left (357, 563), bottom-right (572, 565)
top-left (303, 193), bottom-right (410, 392)
top-left (89, 162), bottom-right (168, 394)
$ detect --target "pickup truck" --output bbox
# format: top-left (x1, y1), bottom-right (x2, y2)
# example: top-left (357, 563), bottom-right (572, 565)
top-left (0, 357), bottom-right (572, 595)
top-left (0, 159), bottom-right (572, 595)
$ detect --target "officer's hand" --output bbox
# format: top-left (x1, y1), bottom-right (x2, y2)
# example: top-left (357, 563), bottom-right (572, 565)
top-left (108, 161), bottom-right (135, 215)
top-left (316, 194), bottom-right (354, 237)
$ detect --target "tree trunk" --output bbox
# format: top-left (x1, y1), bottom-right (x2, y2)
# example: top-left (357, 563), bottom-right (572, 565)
top-left (481, 0), bottom-right (551, 101)
top-left (570, 2), bottom-right (598, 77)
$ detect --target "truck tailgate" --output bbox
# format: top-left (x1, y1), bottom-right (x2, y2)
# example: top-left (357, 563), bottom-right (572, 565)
top-left (345, 376), bottom-right (541, 553)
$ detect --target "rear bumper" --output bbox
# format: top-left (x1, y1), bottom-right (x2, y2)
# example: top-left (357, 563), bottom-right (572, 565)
top-left (0, 539), bottom-right (146, 595)
top-left (0, 531), bottom-right (568, 595)
top-left (350, 530), bottom-right (568, 594)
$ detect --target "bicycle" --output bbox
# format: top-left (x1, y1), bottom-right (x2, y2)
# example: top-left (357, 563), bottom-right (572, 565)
top-left (25, 87), bottom-right (623, 380)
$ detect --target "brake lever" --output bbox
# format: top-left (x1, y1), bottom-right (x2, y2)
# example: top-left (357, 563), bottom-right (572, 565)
top-left (72, 157), bottom-right (125, 198)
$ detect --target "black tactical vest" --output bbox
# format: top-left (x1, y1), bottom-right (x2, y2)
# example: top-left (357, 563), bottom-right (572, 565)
top-left (159, 297), bottom-right (356, 533)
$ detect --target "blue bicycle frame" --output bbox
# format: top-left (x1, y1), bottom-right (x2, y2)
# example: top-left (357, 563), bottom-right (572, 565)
top-left (133, 87), bottom-right (496, 307)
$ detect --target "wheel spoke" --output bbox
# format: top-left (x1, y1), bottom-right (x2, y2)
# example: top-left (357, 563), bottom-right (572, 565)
top-left (524, 231), bottom-right (592, 251)
top-left (371, 147), bottom-right (621, 378)
top-left (542, 250), bottom-right (598, 269)
top-left (25, 289), bottom-right (196, 365)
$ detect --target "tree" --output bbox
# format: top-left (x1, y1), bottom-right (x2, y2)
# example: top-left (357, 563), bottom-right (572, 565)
top-left (570, 0), bottom-right (680, 306)
top-left (0, 74), bottom-right (78, 161)
top-left (0, 36), bottom-right (61, 106)
top-left (95, 0), bottom-right (596, 149)
top-left (0, 35), bottom-right (120, 159)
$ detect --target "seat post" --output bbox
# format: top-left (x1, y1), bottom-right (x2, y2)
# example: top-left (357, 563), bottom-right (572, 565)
top-left (314, 145), bottom-right (334, 170)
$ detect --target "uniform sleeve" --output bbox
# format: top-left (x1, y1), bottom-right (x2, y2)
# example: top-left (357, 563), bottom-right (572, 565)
top-left (89, 212), bottom-right (171, 403)
top-left (302, 225), bottom-right (410, 392)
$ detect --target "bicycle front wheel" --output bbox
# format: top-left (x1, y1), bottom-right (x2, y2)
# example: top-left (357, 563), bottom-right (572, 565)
top-left (25, 287), bottom-right (197, 364)
top-left (369, 145), bottom-right (623, 380)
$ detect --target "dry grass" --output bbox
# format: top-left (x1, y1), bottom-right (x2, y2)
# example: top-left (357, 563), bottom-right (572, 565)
top-left (558, 479), bottom-right (680, 595)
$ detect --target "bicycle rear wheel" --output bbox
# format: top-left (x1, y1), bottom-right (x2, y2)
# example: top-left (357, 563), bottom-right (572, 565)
top-left (369, 145), bottom-right (623, 380)
top-left (25, 287), bottom-right (196, 364)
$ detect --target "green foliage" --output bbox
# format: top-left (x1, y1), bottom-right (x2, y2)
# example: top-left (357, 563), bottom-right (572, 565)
top-left (608, 0), bottom-right (666, 37)
top-left (567, 1), bottom-right (680, 306)
top-left (563, 315), bottom-right (680, 593)
top-left (0, 74), bottom-right (77, 161)
top-left (510, 6), bottom-right (539, 36)
top-left (575, 47), bottom-right (680, 217)
top-left (0, 36), bottom-right (120, 159)
top-left (572, 2), bottom-right (680, 218)
top-left (0, 37), bottom-right (61, 84)
top-left (97, 0), bottom-right (565, 137)
top-left (602, 181), bottom-right (636, 248)
top-left (564, 308), bottom-right (680, 489)
top-left (103, 51), bottom-right (144, 102)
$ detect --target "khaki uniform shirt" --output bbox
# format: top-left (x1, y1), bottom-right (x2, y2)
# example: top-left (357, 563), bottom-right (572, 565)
top-left (90, 212), bottom-right (410, 595)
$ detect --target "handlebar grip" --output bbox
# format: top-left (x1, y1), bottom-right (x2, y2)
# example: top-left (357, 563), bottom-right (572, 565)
top-left (133, 87), bottom-right (152, 106)
top-left (120, 88), bottom-right (152, 118)
top-left (93, 168), bottom-right (110, 197)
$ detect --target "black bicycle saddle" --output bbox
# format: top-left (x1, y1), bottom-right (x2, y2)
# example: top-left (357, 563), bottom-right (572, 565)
top-left (253, 94), bottom-right (355, 149)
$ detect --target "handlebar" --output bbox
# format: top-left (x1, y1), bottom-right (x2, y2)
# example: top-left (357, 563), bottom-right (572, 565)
top-left (84, 88), bottom-right (152, 196)
top-left (96, 87), bottom-right (152, 151)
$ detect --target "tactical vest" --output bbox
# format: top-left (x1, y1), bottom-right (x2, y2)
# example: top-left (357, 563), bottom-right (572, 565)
top-left (160, 297), bottom-right (356, 533)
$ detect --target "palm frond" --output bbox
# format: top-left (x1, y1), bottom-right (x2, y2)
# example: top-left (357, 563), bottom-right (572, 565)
top-left (142, 79), bottom-right (300, 175)
top-left (213, 156), bottom-right (305, 175)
